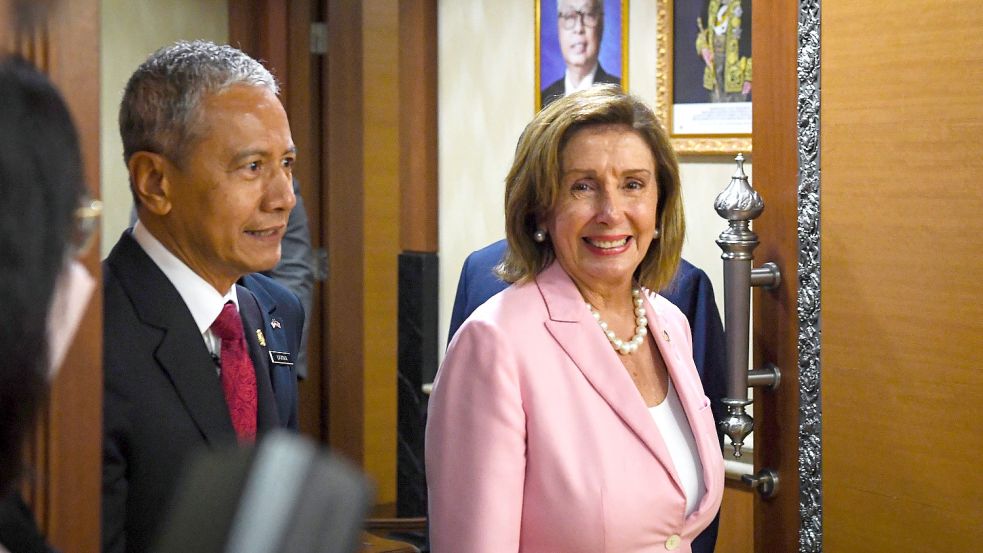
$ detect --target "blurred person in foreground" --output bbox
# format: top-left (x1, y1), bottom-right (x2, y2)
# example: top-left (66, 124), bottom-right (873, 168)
top-left (102, 41), bottom-right (304, 553)
top-left (426, 85), bottom-right (724, 553)
top-left (0, 56), bottom-right (98, 553)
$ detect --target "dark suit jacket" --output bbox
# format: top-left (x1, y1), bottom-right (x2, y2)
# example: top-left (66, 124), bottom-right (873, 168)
top-left (541, 63), bottom-right (621, 107)
top-left (446, 239), bottom-right (725, 553)
top-left (0, 492), bottom-right (55, 553)
top-left (102, 231), bottom-right (304, 553)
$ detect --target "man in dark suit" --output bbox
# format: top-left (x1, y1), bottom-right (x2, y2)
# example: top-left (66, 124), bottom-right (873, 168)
top-left (447, 239), bottom-right (726, 553)
top-left (102, 41), bottom-right (304, 553)
top-left (541, 0), bottom-right (621, 107)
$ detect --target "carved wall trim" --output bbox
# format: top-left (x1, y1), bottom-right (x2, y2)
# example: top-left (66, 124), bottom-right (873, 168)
top-left (797, 1), bottom-right (823, 551)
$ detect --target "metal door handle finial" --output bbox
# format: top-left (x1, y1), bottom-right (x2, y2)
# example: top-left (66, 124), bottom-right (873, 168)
top-left (714, 154), bottom-right (782, 459)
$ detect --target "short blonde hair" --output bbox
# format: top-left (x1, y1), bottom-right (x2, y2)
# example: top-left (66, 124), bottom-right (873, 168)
top-left (498, 85), bottom-right (684, 292)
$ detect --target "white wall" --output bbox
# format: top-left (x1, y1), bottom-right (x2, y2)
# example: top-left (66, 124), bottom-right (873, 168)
top-left (100, 0), bottom-right (228, 257)
top-left (437, 0), bottom-right (749, 353)
top-left (437, 0), bottom-right (534, 325)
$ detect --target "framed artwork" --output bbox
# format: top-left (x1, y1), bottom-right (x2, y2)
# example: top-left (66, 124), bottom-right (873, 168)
top-left (536, 0), bottom-right (629, 111)
top-left (656, 0), bottom-right (752, 154)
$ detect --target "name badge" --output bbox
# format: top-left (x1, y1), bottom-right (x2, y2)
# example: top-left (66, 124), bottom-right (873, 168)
top-left (269, 350), bottom-right (294, 366)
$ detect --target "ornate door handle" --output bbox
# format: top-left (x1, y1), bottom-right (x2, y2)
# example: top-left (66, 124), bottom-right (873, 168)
top-left (714, 154), bottom-right (782, 461)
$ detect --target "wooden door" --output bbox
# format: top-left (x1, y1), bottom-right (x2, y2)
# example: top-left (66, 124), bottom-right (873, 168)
top-left (752, 0), bottom-right (983, 550)
top-left (749, 0), bottom-right (800, 550)
top-left (0, 1), bottom-right (103, 551)
top-left (819, 0), bottom-right (983, 549)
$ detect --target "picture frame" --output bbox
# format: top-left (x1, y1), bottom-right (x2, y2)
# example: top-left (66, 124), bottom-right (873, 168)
top-left (536, 0), bottom-right (629, 111)
top-left (656, 0), bottom-right (753, 155)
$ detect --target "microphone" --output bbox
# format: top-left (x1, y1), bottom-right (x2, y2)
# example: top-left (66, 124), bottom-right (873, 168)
top-left (153, 431), bottom-right (372, 553)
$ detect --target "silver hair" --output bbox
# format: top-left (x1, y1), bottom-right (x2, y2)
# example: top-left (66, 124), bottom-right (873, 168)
top-left (557, 0), bottom-right (604, 13)
top-left (119, 40), bottom-right (279, 166)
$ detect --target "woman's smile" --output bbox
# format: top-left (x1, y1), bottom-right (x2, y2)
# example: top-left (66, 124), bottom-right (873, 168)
top-left (583, 234), bottom-right (633, 254)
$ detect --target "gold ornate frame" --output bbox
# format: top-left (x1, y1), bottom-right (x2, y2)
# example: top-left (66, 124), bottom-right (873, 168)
top-left (656, 0), bottom-right (753, 155)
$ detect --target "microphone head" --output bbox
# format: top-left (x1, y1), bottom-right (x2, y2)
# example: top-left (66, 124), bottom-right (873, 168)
top-left (154, 431), bottom-right (372, 553)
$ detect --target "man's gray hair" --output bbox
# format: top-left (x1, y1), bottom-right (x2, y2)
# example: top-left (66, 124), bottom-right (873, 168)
top-left (119, 40), bottom-right (278, 166)
top-left (557, 0), bottom-right (604, 13)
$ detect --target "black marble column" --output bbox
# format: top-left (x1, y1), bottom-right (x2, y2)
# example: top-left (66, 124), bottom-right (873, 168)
top-left (396, 251), bottom-right (438, 517)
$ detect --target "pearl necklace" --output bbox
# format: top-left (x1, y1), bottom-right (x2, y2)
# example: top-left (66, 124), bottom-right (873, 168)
top-left (586, 286), bottom-right (648, 355)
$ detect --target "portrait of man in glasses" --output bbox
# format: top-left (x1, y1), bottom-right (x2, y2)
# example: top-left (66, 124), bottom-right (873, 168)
top-left (540, 0), bottom-right (622, 109)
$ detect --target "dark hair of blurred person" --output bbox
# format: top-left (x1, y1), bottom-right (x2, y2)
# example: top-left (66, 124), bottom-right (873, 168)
top-left (0, 55), bottom-right (85, 497)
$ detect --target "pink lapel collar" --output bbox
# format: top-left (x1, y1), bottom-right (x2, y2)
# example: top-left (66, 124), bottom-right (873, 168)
top-left (535, 262), bottom-right (685, 494)
top-left (644, 289), bottom-right (724, 520)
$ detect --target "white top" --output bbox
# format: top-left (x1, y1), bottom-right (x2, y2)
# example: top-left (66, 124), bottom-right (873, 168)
top-left (564, 63), bottom-right (599, 95)
top-left (649, 379), bottom-right (706, 517)
top-left (132, 221), bottom-right (238, 361)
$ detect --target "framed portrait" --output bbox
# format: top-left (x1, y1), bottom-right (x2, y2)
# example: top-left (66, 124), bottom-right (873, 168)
top-left (536, 0), bottom-right (629, 111)
top-left (656, 0), bottom-right (752, 154)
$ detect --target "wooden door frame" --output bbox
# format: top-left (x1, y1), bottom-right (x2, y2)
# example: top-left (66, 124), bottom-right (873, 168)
top-left (752, 1), bottom-right (822, 551)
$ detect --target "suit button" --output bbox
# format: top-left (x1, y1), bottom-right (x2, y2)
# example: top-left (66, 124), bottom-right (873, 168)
top-left (665, 534), bottom-right (681, 550)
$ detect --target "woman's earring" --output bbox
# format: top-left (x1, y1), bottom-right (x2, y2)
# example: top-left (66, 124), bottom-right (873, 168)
top-left (533, 229), bottom-right (547, 243)
top-left (652, 228), bottom-right (661, 239)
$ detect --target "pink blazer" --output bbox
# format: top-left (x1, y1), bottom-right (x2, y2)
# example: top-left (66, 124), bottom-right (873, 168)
top-left (426, 262), bottom-right (724, 553)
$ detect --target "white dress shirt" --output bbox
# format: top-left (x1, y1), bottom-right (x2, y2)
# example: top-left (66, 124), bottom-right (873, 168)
top-left (649, 379), bottom-right (706, 517)
top-left (564, 62), bottom-right (600, 95)
top-left (132, 221), bottom-right (238, 362)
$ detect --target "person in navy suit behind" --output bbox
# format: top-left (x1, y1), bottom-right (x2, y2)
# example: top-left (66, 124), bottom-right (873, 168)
top-left (448, 238), bottom-right (726, 553)
top-left (102, 41), bottom-right (304, 553)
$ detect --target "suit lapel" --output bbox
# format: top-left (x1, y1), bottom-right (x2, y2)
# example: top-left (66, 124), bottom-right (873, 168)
top-left (536, 263), bottom-right (684, 494)
top-left (154, 326), bottom-right (237, 444)
top-left (236, 284), bottom-right (280, 432)
top-left (108, 232), bottom-right (235, 445)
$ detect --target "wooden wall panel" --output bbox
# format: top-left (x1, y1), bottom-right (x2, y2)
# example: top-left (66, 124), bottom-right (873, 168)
top-left (750, 0), bottom-right (800, 551)
top-left (229, 0), bottom-right (289, 99)
top-left (287, 0), bottom-right (327, 442)
top-left (325, 0), bottom-right (365, 464)
top-left (821, 0), bottom-right (983, 549)
top-left (362, 0), bottom-right (400, 508)
top-left (398, 0), bottom-right (438, 253)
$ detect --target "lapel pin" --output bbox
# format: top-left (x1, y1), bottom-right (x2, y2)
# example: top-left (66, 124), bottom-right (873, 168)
top-left (662, 329), bottom-right (671, 343)
top-left (271, 318), bottom-right (282, 329)
top-left (256, 329), bottom-right (267, 347)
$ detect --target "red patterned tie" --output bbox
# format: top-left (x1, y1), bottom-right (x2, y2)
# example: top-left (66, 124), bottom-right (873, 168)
top-left (210, 301), bottom-right (257, 442)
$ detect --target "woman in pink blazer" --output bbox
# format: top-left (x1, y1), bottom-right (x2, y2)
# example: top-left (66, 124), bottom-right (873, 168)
top-left (426, 86), bottom-right (724, 553)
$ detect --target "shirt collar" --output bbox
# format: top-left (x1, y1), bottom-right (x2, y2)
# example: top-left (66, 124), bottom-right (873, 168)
top-left (132, 220), bottom-right (239, 334)
top-left (564, 63), bottom-right (599, 95)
